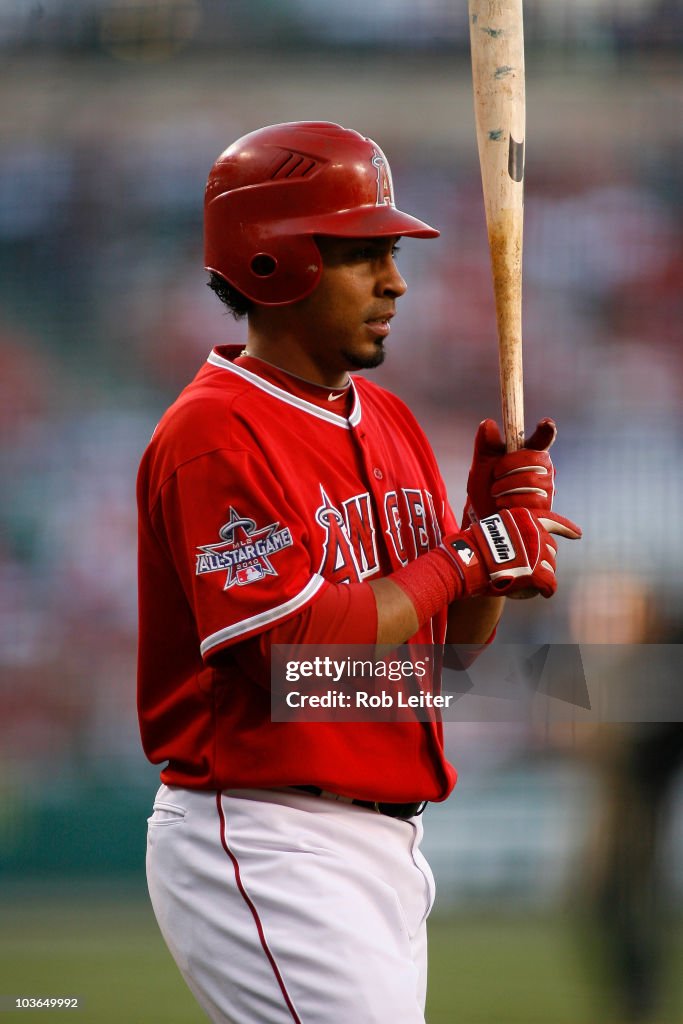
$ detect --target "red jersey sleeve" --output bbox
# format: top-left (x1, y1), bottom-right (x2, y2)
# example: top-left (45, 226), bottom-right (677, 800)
top-left (150, 447), bottom-right (326, 658)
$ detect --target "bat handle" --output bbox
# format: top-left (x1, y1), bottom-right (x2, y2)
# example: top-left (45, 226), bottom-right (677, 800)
top-left (505, 426), bottom-right (525, 453)
top-left (499, 328), bottom-right (525, 453)
top-left (501, 342), bottom-right (538, 597)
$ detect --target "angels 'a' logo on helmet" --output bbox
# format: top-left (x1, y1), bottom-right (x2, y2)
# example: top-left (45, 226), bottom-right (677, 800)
top-left (371, 148), bottom-right (395, 208)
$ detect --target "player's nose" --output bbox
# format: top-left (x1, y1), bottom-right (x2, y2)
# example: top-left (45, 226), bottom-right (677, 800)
top-left (377, 256), bottom-right (407, 298)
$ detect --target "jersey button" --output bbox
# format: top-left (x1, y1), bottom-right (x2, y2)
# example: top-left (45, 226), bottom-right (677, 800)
top-left (373, 468), bottom-right (383, 480)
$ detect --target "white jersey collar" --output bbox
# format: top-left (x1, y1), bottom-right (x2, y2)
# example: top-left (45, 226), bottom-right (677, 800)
top-left (207, 349), bottom-right (363, 430)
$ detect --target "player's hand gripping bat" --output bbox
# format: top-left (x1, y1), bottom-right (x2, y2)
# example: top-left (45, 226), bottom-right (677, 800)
top-left (468, 0), bottom-right (526, 453)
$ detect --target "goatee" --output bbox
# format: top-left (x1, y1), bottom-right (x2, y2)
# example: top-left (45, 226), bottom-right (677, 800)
top-left (342, 343), bottom-right (386, 371)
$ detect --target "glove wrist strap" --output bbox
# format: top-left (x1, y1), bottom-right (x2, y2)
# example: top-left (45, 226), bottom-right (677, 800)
top-left (391, 549), bottom-right (464, 626)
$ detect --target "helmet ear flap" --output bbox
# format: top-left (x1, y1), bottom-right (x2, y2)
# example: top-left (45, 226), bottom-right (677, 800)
top-left (204, 185), bottom-right (323, 305)
top-left (237, 232), bottom-right (322, 305)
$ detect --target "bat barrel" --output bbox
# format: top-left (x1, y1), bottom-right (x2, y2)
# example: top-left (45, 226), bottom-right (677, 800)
top-left (468, 0), bottom-right (526, 453)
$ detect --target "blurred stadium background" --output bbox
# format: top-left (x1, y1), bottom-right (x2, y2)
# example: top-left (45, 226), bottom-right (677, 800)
top-left (1, 1), bottom-right (682, 1021)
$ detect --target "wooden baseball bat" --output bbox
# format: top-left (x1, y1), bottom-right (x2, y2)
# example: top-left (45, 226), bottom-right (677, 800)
top-left (468, 0), bottom-right (526, 453)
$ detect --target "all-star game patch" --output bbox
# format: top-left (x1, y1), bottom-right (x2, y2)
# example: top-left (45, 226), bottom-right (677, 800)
top-left (195, 507), bottom-right (293, 588)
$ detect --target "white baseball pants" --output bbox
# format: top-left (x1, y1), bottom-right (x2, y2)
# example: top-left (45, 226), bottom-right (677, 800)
top-left (146, 785), bottom-right (436, 1023)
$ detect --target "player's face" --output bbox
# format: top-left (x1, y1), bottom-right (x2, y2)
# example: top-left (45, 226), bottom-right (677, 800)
top-left (284, 235), bottom-right (407, 383)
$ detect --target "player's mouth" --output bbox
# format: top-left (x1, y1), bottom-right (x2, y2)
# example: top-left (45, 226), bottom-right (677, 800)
top-left (364, 312), bottom-right (394, 338)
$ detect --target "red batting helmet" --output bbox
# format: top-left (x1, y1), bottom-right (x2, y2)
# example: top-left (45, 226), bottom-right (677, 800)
top-left (204, 121), bottom-right (439, 306)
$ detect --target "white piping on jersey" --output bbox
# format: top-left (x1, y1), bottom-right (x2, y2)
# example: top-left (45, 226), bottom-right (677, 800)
top-left (200, 574), bottom-right (326, 656)
top-left (207, 350), bottom-right (362, 429)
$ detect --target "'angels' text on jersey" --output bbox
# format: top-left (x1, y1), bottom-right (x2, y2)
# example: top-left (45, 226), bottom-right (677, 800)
top-left (316, 484), bottom-right (442, 584)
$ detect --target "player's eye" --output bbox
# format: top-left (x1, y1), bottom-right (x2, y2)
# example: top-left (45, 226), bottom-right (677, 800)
top-left (354, 245), bottom-right (400, 260)
top-left (344, 242), bottom-right (400, 265)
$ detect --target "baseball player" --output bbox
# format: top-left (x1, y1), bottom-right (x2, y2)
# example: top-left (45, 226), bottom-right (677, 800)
top-left (137, 121), bottom-right (580, 1024)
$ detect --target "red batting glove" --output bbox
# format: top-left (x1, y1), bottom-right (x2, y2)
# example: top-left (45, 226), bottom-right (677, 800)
top-left (463, 418), bottom-right (557, 526)
top-left (442, 507), bottom-right (581, 599)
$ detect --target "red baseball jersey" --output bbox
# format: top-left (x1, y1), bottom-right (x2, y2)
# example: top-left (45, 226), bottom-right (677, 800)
top-left (137, 345), bottom-right (459, 801)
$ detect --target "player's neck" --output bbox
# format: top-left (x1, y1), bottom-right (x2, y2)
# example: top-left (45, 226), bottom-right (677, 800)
top-left (239, 350), bottom-right (351, 394)
top-left (245, 324), bottom-right (349, 390)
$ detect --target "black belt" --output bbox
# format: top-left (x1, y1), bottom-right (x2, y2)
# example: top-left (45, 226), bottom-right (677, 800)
top-left (292, 785), bottom-right (427, 821)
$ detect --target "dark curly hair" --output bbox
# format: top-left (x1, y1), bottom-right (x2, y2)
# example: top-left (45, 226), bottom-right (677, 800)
top-left (207, 271), bottom-right (253, 320)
